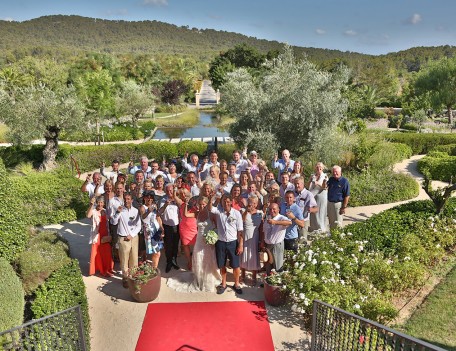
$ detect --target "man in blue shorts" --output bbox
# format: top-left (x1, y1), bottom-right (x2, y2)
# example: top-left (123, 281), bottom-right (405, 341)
top-left (211, 195), bottom-right (244, 294)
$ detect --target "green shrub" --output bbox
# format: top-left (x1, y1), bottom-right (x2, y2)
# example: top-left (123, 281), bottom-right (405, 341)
top-left (138, 121), bottom-right (156, 138)
top-left (348, 169), bottom-right (419, 207)
top-left (31, 260), bottom-right (90, 346)
top-left (175, 140), bottom-right (208, 156)
top-left (418, 154), bottom-right (456, 182)
top-left (217, 143), bottom-right (237, 162)
top-left (0, 145), bottom-right (44, 169)
top-left (401, 123), bottom-right (419, 131)
top-left (16, 230), bottom-right (71, 294)
top-left (155, 104), bottom-right (187, 113)
top-left (10, 167), bottom-right (87, 225)
top-left (366, 142), bottom-right (412, 170)
top-left (0, 160), bottom-right (28, 262)
top-left (384, 133), bottom-right (456, 154)
top-left (0, 257), bottom-right (24, 331)
top-left (431, 143), bottom-right (456, 156)
top-left (374, 109), bottom-right (386, 119)
top-left (58, 140), bottom-right (206, 173)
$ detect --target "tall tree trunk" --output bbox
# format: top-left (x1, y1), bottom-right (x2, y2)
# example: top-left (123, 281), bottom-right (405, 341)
top-left (448, 105), bottom-right (453, 126)
top-left (39, 126), bottom-right (59, 171)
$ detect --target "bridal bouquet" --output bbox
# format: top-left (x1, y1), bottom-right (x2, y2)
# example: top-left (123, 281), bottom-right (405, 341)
top-left (204, 230), bottom-right (218, 245)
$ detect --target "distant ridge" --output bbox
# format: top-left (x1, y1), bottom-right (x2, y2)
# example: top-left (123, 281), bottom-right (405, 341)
top-left (0, 15), bottom-right (455, 68)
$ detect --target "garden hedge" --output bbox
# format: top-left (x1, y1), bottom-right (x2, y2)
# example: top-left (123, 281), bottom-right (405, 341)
top-left (0, 257), bottom-right (24, 332)
top-left (384, 133), bottom-right (456, 155)
top-left (16, 230), bottom-right (71, 294)
top-left (31, 259), bottom-right (90, 347)
top-left (0, 160), bottom-right (28, 262)
top-left (348, 169), bottom-right (419, 207)
top-left (418, 152), bottom-right (456, 182)
top-left (431, 143), bottom-right (456, 156)
top-left (217, 143), bottom-right (238, 162)
top-left (58, 140), bottom-right (208, 173)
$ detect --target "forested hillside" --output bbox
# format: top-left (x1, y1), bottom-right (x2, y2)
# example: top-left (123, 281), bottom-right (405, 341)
top-left (2, 14), bottom-right (455, 69)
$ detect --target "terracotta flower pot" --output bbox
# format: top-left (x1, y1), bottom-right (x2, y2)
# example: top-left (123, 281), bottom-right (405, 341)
top-left (264, 280), bottom-right (287, 306)
top-left (128, 268), bottom-right (161, 303)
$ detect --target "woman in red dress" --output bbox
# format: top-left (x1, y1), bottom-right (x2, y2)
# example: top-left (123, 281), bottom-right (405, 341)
top-left (87, 196), bottom-right (114, 276)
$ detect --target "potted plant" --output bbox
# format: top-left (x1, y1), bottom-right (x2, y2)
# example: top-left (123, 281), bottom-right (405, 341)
top-left (263, 270), bottom-right (288, 306)
top-left (127, 260), bottom-right (161, 303)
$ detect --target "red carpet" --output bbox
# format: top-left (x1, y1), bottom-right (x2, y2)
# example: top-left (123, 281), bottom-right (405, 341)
top-left (135, 301), bottom-right (274, 351)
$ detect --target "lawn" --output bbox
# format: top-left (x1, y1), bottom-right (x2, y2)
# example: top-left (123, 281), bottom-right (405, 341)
top-left (402, 264), bottom-right (456, 350)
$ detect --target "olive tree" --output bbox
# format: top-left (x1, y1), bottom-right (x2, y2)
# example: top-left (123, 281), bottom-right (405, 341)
top-left (116, 80), bottom-right (156, 128)
top-left (221, 45), bottom-right (349, 156)
top-left (414, 57), bottom-right (456, 125)
top-left (0, 84), bottom-right (85, 170)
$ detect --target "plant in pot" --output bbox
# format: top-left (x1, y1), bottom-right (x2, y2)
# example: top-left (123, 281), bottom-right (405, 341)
top-left (127, 260), bottom-right (161, 303)
top-left (263, 270), bottom-right (288, 306)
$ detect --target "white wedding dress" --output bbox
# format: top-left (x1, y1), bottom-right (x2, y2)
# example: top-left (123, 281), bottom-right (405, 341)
top-left (166, 219), bottom-right (221, 293)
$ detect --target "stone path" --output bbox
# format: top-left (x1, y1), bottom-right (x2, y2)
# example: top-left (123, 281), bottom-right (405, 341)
top-left (45, 154), bottom-right (449, 351)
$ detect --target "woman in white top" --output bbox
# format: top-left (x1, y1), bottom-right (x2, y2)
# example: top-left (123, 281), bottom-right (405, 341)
top-left (308, 162), bottom-right (328, 233)
top-left (164, 162), bottom-right (180, 184)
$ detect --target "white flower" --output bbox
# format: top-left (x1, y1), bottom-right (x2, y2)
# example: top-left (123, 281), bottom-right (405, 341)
top-left (436, 244), bottom-right (441, 248)
top-left (292, 255), bottom-right (297, 260)
top-left (347, 232), bottom-right (353, 236)
top-left (299, 283), bottom-right (303, 289)
top-left (358, 245), bottom-right (363, 252)
top-left (354, 304), bottom-right (360, 309)
top-left (294, 262), bottom-right (299, 268)
top-left (311, 259), bottom-right (317, 265)
top-left (304, 298), bottom-right (310, 306)
top-left (299, 293), bottom-right (305, 300)
top-left (322, 251), bottom-right (327, 255)
top-left (340, 279), bottom-right (345, 285)
top-left (334, 263), bottom-right (340, 269)
top-left (291, 304), bottom-right (298, 312)
top-left (404, 256), bottom-right (411, 261)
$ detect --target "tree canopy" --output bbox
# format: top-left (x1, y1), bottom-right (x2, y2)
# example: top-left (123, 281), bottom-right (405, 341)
top-left (221, 45), bottom-right (349, 157)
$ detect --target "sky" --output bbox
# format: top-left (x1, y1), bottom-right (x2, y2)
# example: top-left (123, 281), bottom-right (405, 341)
top-left (0, 0), bottom-right (455, 55)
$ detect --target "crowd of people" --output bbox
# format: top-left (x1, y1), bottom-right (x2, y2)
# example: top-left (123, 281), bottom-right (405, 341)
top-left (83, 148), bottom-right (350, 294)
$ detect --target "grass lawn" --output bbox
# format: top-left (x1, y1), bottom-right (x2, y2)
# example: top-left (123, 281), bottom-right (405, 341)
top-left (142, 109), bottom-right (199, 127)
top-left (402, 265), bottom-right (456, 350)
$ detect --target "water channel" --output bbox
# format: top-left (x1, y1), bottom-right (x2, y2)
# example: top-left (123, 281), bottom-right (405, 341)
top-left (152, 111), bottom-right (230, 140)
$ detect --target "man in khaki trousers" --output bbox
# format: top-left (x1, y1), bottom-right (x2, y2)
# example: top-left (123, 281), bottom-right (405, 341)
top-left (111, 193), bottom-right (142, 288)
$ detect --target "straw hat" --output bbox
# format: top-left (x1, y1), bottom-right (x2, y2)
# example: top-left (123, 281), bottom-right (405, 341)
top-left (259, 247), bottom-right (274, 265)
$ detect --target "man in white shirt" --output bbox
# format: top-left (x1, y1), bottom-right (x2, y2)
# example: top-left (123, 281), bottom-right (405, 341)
top-left (186, 171), bottom-right (200, 197)
top-left (260, 202), bottom-right (291, 275)
top-left (149, 160), bottom-right (165, 181)
top-left (181, 152), bottom-right (200, 174)
top-left (128, 155), bottom-right (152, 177)
top-left (279, 172), bottom-right (295, 198)
top-left (81, 172), bottom-right (105, 198)
top-left (100, 159), bottom-right (121, 184)
top-left (199, 151), bottom-right (220, 181)
top-left (108, 182), bottom-right (125, 260)
top-left (158, 183), bottom-right (180, 273)
top-left (111, 193), bottom-right (142, 288)
top-left (211, 195), bottom-right (244, 295)
top-left (232, 150), bottom-right (248, 175)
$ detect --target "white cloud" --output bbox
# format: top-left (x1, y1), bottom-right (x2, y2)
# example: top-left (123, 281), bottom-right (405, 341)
top-left (2, 17), bottom-right (14, 22)
top-left (343, 29), bottom-right (357, 36)
top-left (405, 13), bottom-right (422, 25)
top-left (143, 0), bottom-right (168, 6)
top-left (315, 28), bottom-right (326, 35)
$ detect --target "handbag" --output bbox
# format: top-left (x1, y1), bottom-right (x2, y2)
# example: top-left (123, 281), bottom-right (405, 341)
top-left (101, 235), bottom-right (112, 244)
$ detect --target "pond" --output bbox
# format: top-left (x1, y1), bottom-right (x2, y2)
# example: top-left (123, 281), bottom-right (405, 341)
top-left (152, 111), bottom-right (230, 139)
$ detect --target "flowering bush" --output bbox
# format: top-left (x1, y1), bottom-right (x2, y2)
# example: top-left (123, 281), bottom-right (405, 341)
top-left (283, 199), bottom-right (456, 323)
top-left (203, 230), bottom-right (218, 245)
top-left (127, 260), bottom-right (158, 292)
top-left (264, 270), bottom-right (289, 288)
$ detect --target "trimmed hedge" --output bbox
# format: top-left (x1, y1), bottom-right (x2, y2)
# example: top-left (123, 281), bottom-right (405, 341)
top-left (0, 257), bottom-right (24, 331)
top-left (384, 133), bottom-right (456, 155)
top-left (0, 160), bottom-right (28, 262)
top-left (16, 230), bottom-right (71, 294)
top-left (431, 143), bottom-right (456, 156)
top-left (349, 169), bottom-right (419, 207)
top-left (0, 145), bottom-right (45, 169)
top-left (217, 143), bottom-right (238, 162)
top-left (58, 140), bottom-right (207, 173)
top-left (9, 168), bottom-right (87, 226)
top-left (417, 153), bottom-right (456, 182)
top-left (31, 259), bottom-right (90, 347)
top-left (366, 142), bottom-right (412, 170)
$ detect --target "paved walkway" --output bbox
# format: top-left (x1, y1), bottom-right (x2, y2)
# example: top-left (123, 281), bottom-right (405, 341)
top-left (45, 154), bottom-right (448, 351)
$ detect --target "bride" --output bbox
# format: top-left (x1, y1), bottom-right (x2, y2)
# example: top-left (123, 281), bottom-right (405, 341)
top-left (166, 196), bottom-right (221, 292)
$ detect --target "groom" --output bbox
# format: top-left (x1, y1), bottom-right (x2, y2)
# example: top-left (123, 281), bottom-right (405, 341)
top-left (210, 194), bottom-right (244, 294)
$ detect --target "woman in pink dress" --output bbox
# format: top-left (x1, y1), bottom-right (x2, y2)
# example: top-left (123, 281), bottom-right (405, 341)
top-left (175, 188), bottom-right (198, 270)
top-left (87, 196), bottom-right (114, 276)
